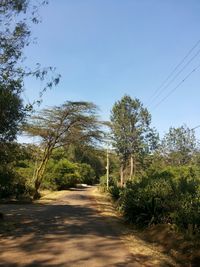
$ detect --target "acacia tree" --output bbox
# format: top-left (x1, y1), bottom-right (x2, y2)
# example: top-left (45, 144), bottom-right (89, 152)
top-left (110, 95), bottom-right (152, 186)
top-left (25, 101), bottom-right (103, 199)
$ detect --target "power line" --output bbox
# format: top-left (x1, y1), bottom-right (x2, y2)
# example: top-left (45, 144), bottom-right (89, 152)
top-left (147, 39), bottom-right (200, 105)
top-left (151, 62), bottom-right (200, 110)
top-left (191, 125), bottom-right (200, 131)
top-left (149, 47), bottom-right (200, 107)
top-left (147, 39), bottom-right (200, 106)
top-left (22, 91), bottom-right (31, 104)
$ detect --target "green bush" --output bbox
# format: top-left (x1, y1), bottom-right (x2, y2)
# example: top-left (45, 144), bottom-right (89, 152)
top-left (78, 163), bottom-right (96, 185)
top-left (99, 175), bottom-right (108, 191)
top-left (109, 184), bottom-right (121, 200)
top-left (43, 159), bottom-right (97, 189)
top-left (55, 173), bottom-right (80, 190)
top-left (0, 143), bottom-right (34, 199)
top-left (119, 182), bottom-right (170, 225)
top-left (117, 166), bottom-right (200, 230)
top-left (172, 193), bottom-right (200, 233)
top-left (41, 159), bottom-right (59, 190)
top-left (0, 167), bottom-right (32, 199)
top-left (99, 174), bottom-right (119, 191)
top-left (53, 159), bottom-right (81, 190)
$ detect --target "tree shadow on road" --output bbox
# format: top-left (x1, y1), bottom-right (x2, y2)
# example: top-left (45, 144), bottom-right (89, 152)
top-left (0, 190), bottom-right (175, 267)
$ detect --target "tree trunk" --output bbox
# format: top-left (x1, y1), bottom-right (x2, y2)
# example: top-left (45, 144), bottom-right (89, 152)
top-left (120, 165), bottom-right (124, 187)
top-left (133, 157), bottom-right (136, 178)
top-left (33, 180), bottom-right (41, 200)
top-left (106, 148), bottom-right (109, 190)
top-left (33, 146), bottom-right (52, 199)
top-left (130, 155), bottom-right (133, 180)
top-left (0, 212), bottom-right (4, 220)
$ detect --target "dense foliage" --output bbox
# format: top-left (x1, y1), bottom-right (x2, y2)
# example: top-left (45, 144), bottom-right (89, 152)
top-left (103, 99), bottom-right (200, 236)
top-left (0, 142), bottom-right (105, 200)
top-left (0, 143), bottom-right (34, 199)
top-left (0, 0), bottom-right (60, 201)
top-left (118, 167), bottom-right (200, 229)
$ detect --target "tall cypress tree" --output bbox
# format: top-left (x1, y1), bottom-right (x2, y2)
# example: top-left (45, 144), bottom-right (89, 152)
top-left (110, 95), bottom-right (151, 185)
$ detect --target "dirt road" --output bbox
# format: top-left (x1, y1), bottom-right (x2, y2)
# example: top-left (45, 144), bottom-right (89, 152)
top-left (0, 187), bottom-right (175, 267)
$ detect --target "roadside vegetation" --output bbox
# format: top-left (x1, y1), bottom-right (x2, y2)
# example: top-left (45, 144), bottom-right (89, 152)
top-left (0, 0), bottom-right (104, 201)
top-left (100, 96), bottom-right (200, 237)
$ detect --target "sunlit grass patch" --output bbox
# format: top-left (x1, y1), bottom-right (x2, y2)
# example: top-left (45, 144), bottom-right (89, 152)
top-left (36, 190), bottom-right (70, 204)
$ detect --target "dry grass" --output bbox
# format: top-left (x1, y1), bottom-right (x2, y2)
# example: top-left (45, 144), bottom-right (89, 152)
top-left (36, 190), bottom-right (70, 204)
top-left (92, 187), bottom-right (190, 267)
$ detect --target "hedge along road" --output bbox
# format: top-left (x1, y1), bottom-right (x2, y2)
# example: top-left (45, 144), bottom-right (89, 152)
top-left (0, 186), bottom-right (176, 267)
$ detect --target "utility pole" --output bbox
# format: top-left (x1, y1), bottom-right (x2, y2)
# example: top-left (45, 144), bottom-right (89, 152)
top-left (106, 147), bottom-right (109, 190)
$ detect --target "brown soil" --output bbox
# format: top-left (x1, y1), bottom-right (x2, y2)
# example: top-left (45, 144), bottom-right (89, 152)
top-left (0, 186), bottom-right (192, 266)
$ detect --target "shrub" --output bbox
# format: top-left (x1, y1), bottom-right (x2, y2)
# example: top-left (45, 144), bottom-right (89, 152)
top-left (78, 163), bottom-right (96, 185)
top-left (99, 174), bottom-right (119, 191)
top-left (55, 173), bottom-right (80, 190)
top-left (43, 159), bottom-right (97, 189)
top-left (99, 175), bottom-right (107, 191)
top-left (53, 159), bottom-right (81, 189)
top-left (117, 166), bottom-right (200, 230)
top-left (109, 184), bottom-right (121, 200)
top-left (172, 193), bottom-right (200, 233)
top-left (119, 183), bottom-right (170, 225)
top-left (0, 167), bottom-right (31, 199)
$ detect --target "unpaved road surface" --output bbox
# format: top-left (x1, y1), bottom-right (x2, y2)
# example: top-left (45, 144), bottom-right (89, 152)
top-left (0, 187), bottom-right (175, 267)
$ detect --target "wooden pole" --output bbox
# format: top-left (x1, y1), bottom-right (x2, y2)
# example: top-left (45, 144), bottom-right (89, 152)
top-left (120, 164), bottom-right (124, 187)
top-left (130, 155), bottom-right (133, 180)
top-left (106, 148), bottom-right (109, 190)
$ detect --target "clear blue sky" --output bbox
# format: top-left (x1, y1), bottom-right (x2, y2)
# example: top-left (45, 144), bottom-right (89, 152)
top-left (23, 0), bottom-right (200, 138)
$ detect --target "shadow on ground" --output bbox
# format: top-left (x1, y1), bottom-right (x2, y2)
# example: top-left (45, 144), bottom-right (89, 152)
top-left (0, 188), bottom-right (176, 267)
